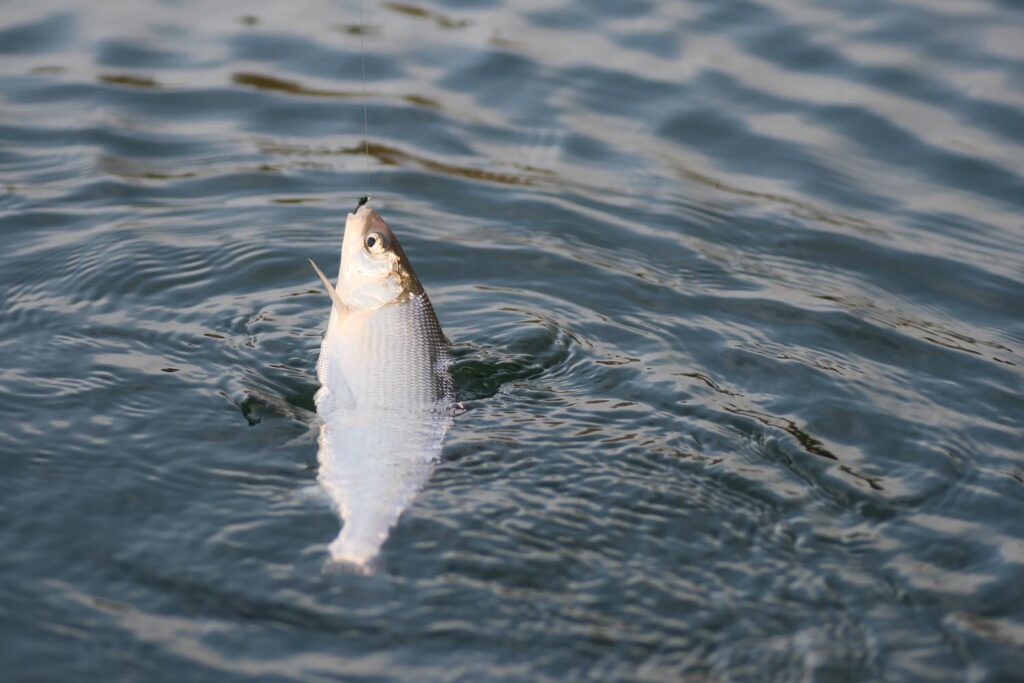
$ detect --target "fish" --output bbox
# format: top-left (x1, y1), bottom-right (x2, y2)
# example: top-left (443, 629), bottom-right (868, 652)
top-left (308, 201), bottom-right (453, 567)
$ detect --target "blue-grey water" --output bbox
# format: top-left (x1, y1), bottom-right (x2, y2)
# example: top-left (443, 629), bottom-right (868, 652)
top-left (2, 0), bottom-right (1023, 680)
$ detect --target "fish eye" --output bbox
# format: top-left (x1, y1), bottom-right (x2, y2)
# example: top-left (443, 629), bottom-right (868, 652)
top-left (364, 232), bottom-right (387, 254)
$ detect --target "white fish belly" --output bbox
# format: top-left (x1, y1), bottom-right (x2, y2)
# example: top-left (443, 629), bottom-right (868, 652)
top-left (314, 293), bottom-right (452, 565)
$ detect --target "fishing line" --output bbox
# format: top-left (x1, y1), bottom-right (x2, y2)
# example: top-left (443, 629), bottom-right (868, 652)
top-left (358, 0), bottom-right (371, 202)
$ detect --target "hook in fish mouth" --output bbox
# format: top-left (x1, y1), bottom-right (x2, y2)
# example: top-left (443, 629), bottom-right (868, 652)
top-left (355, 195), bottom-right (371, 212)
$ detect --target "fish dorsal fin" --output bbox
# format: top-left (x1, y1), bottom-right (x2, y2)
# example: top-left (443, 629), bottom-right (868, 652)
top-left (308, 258), bottom-right (349, 317)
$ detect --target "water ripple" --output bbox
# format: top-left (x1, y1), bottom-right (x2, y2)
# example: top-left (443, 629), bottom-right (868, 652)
top-left (1, 0), bottom-right (1023, 681)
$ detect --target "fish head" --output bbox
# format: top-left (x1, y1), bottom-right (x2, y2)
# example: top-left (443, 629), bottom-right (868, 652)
top-left (339, 205), bottom-right (423, 310)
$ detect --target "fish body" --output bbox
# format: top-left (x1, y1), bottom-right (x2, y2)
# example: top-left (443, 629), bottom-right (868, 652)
top-left (311, 204), bottom-right (452, 566)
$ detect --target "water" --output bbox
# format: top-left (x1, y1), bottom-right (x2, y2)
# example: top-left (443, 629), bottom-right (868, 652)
top-left (1, 0), bottom-right (1022, 680)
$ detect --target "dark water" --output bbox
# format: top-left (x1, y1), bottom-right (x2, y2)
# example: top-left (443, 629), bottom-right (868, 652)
top-left (2, 0), bottom-right (1023, 680)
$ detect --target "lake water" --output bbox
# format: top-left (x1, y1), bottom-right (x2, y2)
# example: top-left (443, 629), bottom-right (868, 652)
top-left (1, 0), bottom-right (1023, 680)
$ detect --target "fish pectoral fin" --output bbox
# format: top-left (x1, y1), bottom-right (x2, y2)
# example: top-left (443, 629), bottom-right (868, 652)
top-left (308, 258), bottom-right (348, 316)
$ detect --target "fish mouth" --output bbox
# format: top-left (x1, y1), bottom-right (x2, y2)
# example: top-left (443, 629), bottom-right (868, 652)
top-left (350, 203), bottom-right (395, 248)
top-left (348, 198), bottom-right (384, 228)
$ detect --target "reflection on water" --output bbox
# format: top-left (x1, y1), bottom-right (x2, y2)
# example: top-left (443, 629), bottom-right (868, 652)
top-left (1, 0), bottom-right (1023, 680)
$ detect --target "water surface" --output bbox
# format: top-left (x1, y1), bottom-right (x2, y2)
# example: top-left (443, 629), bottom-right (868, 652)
top-left (1, 0), bottom-right (1023, 680)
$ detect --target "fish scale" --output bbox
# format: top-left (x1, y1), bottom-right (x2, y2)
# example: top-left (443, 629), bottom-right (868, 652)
top-left (317, 294), bottom-right (451, 411)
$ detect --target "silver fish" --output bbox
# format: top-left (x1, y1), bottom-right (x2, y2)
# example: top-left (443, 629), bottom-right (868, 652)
top-left (309, 203), bottom-right (453, 566)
